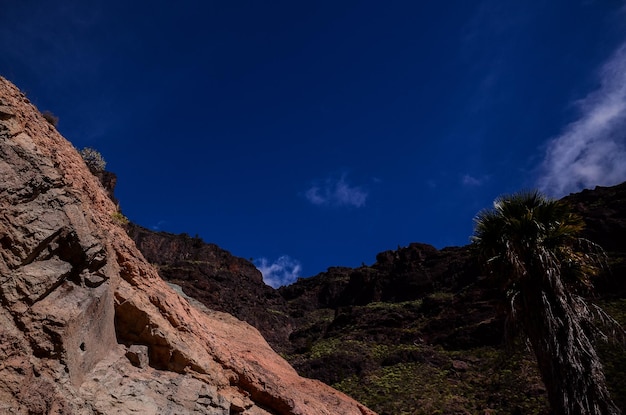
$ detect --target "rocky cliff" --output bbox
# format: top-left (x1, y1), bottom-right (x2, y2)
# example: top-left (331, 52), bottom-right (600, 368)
top-left (0, 76), bottom-right (376, 415)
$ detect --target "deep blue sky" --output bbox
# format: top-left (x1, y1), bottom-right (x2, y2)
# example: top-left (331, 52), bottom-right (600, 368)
top-left (2, 1), bottom-right (626, 287)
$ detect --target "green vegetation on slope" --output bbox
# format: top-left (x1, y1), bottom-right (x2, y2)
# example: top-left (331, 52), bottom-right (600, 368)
top-left (283, 291), bottom-right (626, 415)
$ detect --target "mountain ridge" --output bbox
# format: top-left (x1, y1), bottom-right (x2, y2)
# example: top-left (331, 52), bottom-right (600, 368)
top-left (123, 175), bottom-right (626, 414)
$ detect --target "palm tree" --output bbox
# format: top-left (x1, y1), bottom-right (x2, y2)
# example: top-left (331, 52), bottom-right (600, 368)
top-left (472, 190), bottom-right (622, 415)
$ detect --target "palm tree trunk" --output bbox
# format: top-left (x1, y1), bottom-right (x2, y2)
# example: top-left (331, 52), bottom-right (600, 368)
top-left (520, 274), bottom-right (620, 415)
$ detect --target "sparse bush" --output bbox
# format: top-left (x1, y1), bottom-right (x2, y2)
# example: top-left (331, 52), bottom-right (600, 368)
top-left (111, 211), bottom-right (129, 226)
top-left (79, 147), bottom-right (107, 174)
top-left (42, 110), bottom-right (59, 127)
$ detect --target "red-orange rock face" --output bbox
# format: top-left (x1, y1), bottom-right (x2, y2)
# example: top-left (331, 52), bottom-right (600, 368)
top-left (0, 76), bottom-right (376, 415)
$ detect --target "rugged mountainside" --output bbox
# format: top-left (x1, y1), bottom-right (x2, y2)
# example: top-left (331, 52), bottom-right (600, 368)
top-left (0, 76), bottom-right (376, 415)
top-left (125, 173), bottom-right (626, 414)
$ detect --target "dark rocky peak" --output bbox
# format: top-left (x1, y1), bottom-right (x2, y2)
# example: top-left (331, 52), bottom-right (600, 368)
top-left (127, 223), bottom-right (262, 280)
top-left (280, 243), bottom-right (479, 312)
top-left (564, 181), bottom-right (626, 295)
top-left (374, 242), bottom-right (439, 265)
top-left (564, 181), bottom-right (626, 253)
top-left (279, 266), bottom-right (354, 311)
top-left (127, 223), bottom-right (294, 352)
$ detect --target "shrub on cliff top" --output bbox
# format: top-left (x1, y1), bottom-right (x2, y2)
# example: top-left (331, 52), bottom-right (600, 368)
top-left (42, 110), bottom-right (59, 127)
top-left (79, 147), bottom-right (106, 174)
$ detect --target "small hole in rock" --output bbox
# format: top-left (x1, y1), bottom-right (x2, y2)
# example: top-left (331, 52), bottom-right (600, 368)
top-left (80, 342), bottom-right (86, 352)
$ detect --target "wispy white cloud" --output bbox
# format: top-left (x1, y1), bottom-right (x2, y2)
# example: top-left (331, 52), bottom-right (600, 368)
top-left (255, 256), bottom-right (302, 288)
top-left (462, 174), bottom-right (487, 187)
top-left (305, 174), bottom-right (368, 208)
top-left (537, 42), bottom-right (626, 197)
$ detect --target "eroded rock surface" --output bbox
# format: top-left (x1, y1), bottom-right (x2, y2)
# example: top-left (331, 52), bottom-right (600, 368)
top-left (0, 76), bottom-right (376, 415)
